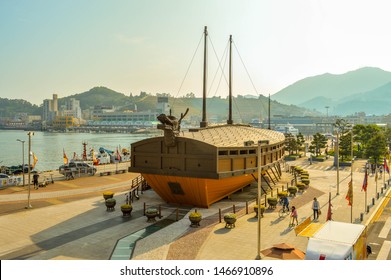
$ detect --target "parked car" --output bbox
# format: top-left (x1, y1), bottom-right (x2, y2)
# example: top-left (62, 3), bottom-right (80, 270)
top-left (0, 173), bottom-right (10, 178)
top-left (59, 161), bottom-right (97, 177)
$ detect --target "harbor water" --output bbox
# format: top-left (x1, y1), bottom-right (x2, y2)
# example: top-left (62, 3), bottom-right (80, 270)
top-left (0, 130), bottom-right (156, 171)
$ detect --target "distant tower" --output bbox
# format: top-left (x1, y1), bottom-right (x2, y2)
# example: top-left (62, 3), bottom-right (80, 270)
top-left (53, 94), bottom-right (58, 112)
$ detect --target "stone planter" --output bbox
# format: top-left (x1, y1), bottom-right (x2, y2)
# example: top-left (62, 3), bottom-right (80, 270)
top-left (267, 197), bottom-right (278, 209)
top-left (103, 192), bottom-right (114, 200)
top-left (288, 186), bottom-right (298, 197)
top-left (302, 179), bottom-right (310, 185)
top-left (277, 191), bottom-right (288, 199)
top-left (105, 198), bottom-right (116, 211)
top-left (189, 216), bottom-right (202, 227)
top-left (145, 208), bottom-right (159, 222)
top-left (121, 204), bottom-right (133, 217)
top-left (254, 205), bottom-right (265, 218)
top-left (224, 213), bottom-right (237, 229)
top-left (296, 182), bottom-right (306, 192)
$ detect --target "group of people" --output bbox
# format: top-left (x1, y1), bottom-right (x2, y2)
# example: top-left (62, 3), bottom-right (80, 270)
top-left (280, 196), bottom-right (321, 226)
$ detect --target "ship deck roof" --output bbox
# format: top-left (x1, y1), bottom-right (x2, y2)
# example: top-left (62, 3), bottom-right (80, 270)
top-left (180, 124), bottom-right (285, 147)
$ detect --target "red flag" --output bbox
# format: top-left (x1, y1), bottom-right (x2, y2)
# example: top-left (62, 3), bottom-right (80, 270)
top-left (362, 168), bottom-right (368, 192)
top-left (346, 180), bottom-right (353, 206)
top-left (384, 158), bottom-right (389, 174)
top-left (116, 147), bottom-right (121, 161)
top-left (326, 192), bottom-right (332, 221)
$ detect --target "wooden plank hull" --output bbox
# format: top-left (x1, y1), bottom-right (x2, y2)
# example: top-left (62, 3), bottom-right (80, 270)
top-left (142, 172), bottom-right (257, 208)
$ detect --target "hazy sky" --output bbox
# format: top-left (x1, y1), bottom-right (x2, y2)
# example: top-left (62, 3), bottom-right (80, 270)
top-left (2, 0), bottom-right (391, 105)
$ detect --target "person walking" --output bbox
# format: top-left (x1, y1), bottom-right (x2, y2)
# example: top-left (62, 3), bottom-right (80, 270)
top-left (33, 173), bottom-right (39, 189)
top-left (281, 195), bottom-right (289, 212)
top-left (290, 206), bottom-right (298, 226)
top-left (312, 197), bottom-right (320, 220)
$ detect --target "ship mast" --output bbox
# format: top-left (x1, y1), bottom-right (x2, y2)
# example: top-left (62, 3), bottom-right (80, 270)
top-left (268, 94), bottom-right (271, 129)
top-left (227, 35), bottom-right (233, 125)
top-left (200, 26), bottom-right (208, 128)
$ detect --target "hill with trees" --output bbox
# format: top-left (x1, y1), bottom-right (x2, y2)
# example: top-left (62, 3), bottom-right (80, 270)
top-left (0, 98), bottom-right (41, 117)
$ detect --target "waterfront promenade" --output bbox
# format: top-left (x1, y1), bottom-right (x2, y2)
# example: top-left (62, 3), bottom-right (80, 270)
top-left (0, 157), bottom-right (390, 260)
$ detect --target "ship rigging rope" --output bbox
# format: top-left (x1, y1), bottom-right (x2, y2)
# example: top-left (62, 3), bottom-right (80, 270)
top-left (172, 31), bottom-right (204, 102)
top-left (233, 41), bottom-right (268, 119)
top-left (208, 36), bottom-right (245, 122)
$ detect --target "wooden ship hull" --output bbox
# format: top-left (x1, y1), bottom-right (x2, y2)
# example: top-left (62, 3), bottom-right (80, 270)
top-left (130, 124), bottom-right (285, 207)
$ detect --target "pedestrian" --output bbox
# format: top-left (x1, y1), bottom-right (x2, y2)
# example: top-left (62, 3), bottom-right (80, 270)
top-left (290, 206), bottom-right (298, 226)
top-left (33, 173), bottom-right (39, 189)
top-left (312, 197), bottom-right (320, 220)
top-left (281, 195), bottom-right (289, 212)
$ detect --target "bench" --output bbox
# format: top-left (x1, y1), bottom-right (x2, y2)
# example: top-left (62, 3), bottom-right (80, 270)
top-left (115, 169), bottom-right (127, 174)
top-left (100, 171), bottom-right (112, 176)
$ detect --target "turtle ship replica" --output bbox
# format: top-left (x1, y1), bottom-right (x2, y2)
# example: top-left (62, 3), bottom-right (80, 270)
top-left (129, 27), bottom-right (285, 208)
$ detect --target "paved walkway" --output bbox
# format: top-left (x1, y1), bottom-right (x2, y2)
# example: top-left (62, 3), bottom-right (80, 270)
top-left (0, 157), bottom-right (390, 260)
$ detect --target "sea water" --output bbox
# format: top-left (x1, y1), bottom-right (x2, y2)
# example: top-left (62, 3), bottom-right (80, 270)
top-left (0, 130), bottom-right (155, 171)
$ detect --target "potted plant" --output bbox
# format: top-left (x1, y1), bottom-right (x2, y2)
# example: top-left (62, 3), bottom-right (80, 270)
top-left (105, 198), bottom-right (116, 211)
top-left (288, 186), bottom-right (298, 196)
top-left (224, 213), bottom-right (237, 229)
top-left (120, 204), bottom-right (133, 216)
top-left (253, 204), bottom-right (265, 218)
top-left (145, 207), bottom-right (159, 222)
top-left (103, 191), bottom-right (114, 200)
top-left (277, 191), bottom-right (288, 198)
top-left (267, 197), bottom-right (278, 208)
top-left (302, 178), bottom-right (310, 185)
top-left (296, 182), bottom-right (306, 192)
top-left (189, 211), bottom-right (202, 227)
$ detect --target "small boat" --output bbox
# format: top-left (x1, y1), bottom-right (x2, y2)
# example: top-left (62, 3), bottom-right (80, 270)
top-left (129, 27), bottom-right (285, 208)
top-left (274, 124), bottom-right (299, 136)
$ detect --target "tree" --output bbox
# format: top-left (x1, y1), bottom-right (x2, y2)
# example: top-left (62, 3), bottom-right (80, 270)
top-left (285, 133), bottom-right (297, 155)
top-left (309, 133), bottom-right (327, 157)
top-left (365, 132), bottom-right (387, 164)
top-left (353, 124), bottom-right (381, 150)
top-left (339, 131), bottom-right (352, 162)
top-left (295, 133), bottom-right (305, 155)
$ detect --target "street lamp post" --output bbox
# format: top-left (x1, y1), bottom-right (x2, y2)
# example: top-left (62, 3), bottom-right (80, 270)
top-left (26, 132), bottom-right (34, 209)
top-left (16, 139), bottom-right (25, 186)
top-left (256, 140), bottom-right (269, 260)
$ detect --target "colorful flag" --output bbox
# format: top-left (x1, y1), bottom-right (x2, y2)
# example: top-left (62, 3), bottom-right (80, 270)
top-left (384, 158), bottom-right (390, 174)
top-left (326, 192), bottom-right (333, 221)
top-left (63, 149), bottom-right (69, 165)
top-left (362, 168), bottom-right (368, 192)
top-left (32, 152), bottom-right (38, 169)
top-left (346, 180), bottom-right (353, 206)
top-left (116, 147), bottom-right (121, 161)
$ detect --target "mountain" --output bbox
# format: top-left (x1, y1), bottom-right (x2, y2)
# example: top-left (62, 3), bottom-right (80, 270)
top-left (0, 86), bottom-right (321, 123)
top-left (59, 87), bottom-right (131, 110)
top-left (333, 81), bottom-right (391, 115)
top-left (271, 67), bottom-right (391, 113)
